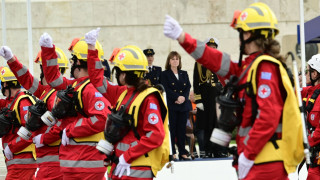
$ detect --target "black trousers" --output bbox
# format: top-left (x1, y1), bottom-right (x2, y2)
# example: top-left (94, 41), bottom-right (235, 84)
top-left (169, 110), bottom-right (189, 155)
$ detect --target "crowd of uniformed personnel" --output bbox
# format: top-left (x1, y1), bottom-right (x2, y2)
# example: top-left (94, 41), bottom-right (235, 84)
top-left (0, 1), bottom-right (312, 180)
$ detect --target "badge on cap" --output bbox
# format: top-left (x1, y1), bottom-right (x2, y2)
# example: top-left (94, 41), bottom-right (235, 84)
top-left (94, 101), bottom-right (105, 111)
top-left (148, 113), bottom-right (159, 125)
top-left (258, 84), bottom-right (271, 99)
top-left (209, 38), bottom-right (215, 44)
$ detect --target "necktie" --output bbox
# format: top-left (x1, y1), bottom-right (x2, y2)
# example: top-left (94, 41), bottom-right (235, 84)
top-left (149, 67), bottom-right (152, 72)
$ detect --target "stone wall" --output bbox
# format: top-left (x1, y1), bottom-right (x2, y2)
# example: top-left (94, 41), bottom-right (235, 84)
top-left (0, 0), bottom-right (319, 86)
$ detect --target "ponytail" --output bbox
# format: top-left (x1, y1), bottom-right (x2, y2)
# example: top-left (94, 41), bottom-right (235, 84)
top-left (255, 37), bottom-right (285, 63)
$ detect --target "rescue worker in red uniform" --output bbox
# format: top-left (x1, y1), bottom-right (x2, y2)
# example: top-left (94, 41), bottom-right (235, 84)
top-left (0, 66), bottom-right (37, 180)
top-left (0, 45), bottom-right (69, 180)
top-left (38, 32), bottom-right (111, 179)
top-left (302, 54), bottom-right (320, 179)
top-left (85, 28), bottom-right (169, 179)
top-left (163, 2), bottom-right (304, 180)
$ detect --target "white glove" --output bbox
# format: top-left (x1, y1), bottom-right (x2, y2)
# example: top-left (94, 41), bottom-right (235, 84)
top-left (4, 145), bottom-right (13, 160)
top-left (114, 154), bottom-right (131, 178)
top-left (0, 46), bottom-right (14, 61)
top-left (39, 32), bottom-right (53, 48)
top-left (61, 128), bottom-right (70, 146)
top-left (33, 134), bottom-right (44, 148)
top-left (163, 15), bottom-right (183, 40)
top-left (85, 27), bottom-right (100, 45)
top-left (196, 103), bottom-right (204, 111)
top-left (238, 152), bottom-right (254, 179)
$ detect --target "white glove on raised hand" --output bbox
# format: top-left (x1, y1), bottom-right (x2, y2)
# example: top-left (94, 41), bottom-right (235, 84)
top-left (85, 27), bottom-right (100, 46)
top-left (33, 134), bottom-right (44, 148)
top-left (196, 103), bottom-right (204, 111)
top-left (39, 32), bottom-right (53, 48)
top-left (238, 152), bottom-right (254, 179)
top-left (61, 128), bottom-right (70, 146)
top-left (4, 145), bottom-right (13, 160)
top-left (114, 154), bottom-right (131, 178)
top-left (163, 15), bottom-right (183, 40)
top-left (0, 46), bottom-right (14, 61)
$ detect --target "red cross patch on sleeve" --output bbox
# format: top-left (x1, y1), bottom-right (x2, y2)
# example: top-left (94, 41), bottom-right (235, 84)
top-left (258, 84), bottom-right (271, 99)
top-left (148, 113), bottom-right (159, 125)
top-left (94, 101), bottom-right (105, 111)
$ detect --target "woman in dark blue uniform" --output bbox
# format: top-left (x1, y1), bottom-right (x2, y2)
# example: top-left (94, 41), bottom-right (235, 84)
top-left (161, 51), bottom-right (191, 160)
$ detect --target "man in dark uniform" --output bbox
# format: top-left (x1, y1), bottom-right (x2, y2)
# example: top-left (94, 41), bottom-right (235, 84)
top-left (193, 37), bottom-right (226, 158)
top-left (143, 49), bottom-right (162, 86)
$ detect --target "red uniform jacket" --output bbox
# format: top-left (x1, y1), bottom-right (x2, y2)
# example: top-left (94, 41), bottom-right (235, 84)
top-left (87, 49), bottom-right (165, 178)
top-left (180, 33), bottom-right (285, 161)
top-left (1, 91), bottom-right (37, 170)
top-left (302, 85), bottom-right (320, 147)
top-left (41, 45), bottom-right (111, 173)
top-left (8, 58), bottom-right (60, 168)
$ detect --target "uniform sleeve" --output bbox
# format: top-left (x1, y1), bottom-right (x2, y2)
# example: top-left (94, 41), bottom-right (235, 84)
top-left (87, 49), bottom-right (126, 106)
top-left (41, 45), bottom-right (75, 90)
top-left (41, 121), bottom-right (63, 145)
top-left (180, 33), bottom-right (240, 80)
top-left (193, 62), bottom-right (202, 104)
top-left (161, 71), bottom-right (179, 101)
top-left (182, 71), bottom-right (191, 100)
top-left (8, 57), bottom-right (44, 98)
top-left (66, 86), bottom-right (111, 138)
top-left (308, 128), bottom-right (320, 147)
top-left (8, 98), bottom-right (33, 153)
top-left (123, 94), bottom-right (165, 163)
top-left (243, 61), bottom-right (284, 160)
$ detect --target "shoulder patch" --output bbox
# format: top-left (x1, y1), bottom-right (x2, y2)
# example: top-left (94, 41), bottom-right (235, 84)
top-left (94, 101), bottom-right (105, 111)
top-left (148, 113), bottom-right (159, 125)
top-left (150, 103), bottom-right (157, 110)
top-left (258, 84), bottom-right (271, 99)
top-left (261, 72), bottom-right (272, 80)
top-left (95, 92), bottom-right (103, 97)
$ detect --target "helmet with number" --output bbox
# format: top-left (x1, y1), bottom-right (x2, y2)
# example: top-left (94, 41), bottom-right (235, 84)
top-left (35, 47), bottom-right (68, 74)
top-left (113, 45), bottom-right (148, 73)
top-left (233, 2), bottom-right (279, 38)
top-left (70, 37), bottom-right (104, 61)
top-left (308, 54), bottom-right (320, 73)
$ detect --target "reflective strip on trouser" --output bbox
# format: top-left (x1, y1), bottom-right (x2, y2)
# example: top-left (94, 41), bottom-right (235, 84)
top-left (6, 158), bottom-right (36, 166)
top-left (37, 155), bottom-right (59, 163)
top-left (60, 160), bottom-right (104, 168)
top-left (113, 168), bottom-right (153, 178)
top-left (69, 139), bottom-right (97, 146)
top-left (96, 78), bottom-right (108, 94)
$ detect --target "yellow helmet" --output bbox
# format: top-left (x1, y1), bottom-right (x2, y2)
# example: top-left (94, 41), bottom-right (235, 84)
top-left (113, 45), bottom-right (148, 73)
top-left (70, 38), bottom-right (104, 61)
top-left (235, 2), bottom-right (279, 38)
top-left (0, 67), bottom-right (17, 82)
top-left (35, 47), bottom-right (69, 69)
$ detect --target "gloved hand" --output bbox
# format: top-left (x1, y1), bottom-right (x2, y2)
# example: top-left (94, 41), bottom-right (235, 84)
top-left (85, 27), bottom-right (100, 46)
top-left (163, 15), bottom-right (183, 40)
top-left (33, 134), bottom-right (44, 148)
top-left (4, 145), bottom-right (13, 160)
top-left (0, 46), bottom-right (14, 61)
top-left (114, 154), bottom-right (131, 178)
top-left (39, 32), bottom-right (53, 48)
top-left (238, 152), bottom-right (254, 179)
top-left (61, 128), bottom-right (70, 146)
top-left (196, 103), bottom-right (204, 111)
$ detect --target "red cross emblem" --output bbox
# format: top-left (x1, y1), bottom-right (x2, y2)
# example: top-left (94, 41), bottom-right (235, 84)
top-left (240, 12), bottom-right (248, 21)
top-left (118, 53), bottom-right (125, 61)
top-left (258, 84), bottom-right (271, 99)
top-left (148, 113), bottom-right (159, 125)
top-left (95, 101), bottom-right (105, 111)
top-left (1, 69), bottom-right (5, 75)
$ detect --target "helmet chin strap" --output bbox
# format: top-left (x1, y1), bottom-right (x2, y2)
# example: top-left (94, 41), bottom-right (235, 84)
top-left (238, 30), bottom-right (263, 67)
top-left (310, 71), bottom-right (320, 86)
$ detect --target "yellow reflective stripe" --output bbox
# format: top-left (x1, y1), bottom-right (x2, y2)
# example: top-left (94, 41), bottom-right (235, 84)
top-left (309, 99), bottom-right (315, 103)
